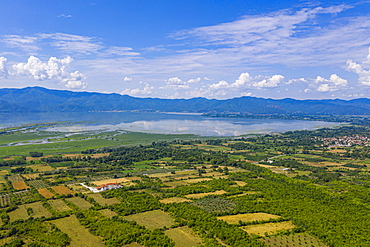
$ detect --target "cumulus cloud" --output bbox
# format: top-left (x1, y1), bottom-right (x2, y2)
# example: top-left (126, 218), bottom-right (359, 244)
top-left (0, 57), bottom-right (8, 78)
top-left (124, 77), bottom-right (132, 82)
top-left (313, 74), bottom-right (347, 92)
top-left (12, 56), bottom-right (86, 88)
top-left (346, 47), bottom-right (370, 86)
top-left (164, 77), bottom-right (202, 89)
top-left (121, 83), bottom-right (154, 96)
top-left (209, 72), bottom-right (285, 90)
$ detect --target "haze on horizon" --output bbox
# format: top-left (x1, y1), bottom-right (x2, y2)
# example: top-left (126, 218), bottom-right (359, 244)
top-left (0, 0), bottom-right (370, 100)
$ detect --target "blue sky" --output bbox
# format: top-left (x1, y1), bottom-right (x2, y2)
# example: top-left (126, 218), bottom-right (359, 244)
top-left (1, 0), bottom-right (370, 100)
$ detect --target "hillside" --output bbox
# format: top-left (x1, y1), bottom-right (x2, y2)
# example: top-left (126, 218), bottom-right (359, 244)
top-left (1, 86), bottom-right (370, 115)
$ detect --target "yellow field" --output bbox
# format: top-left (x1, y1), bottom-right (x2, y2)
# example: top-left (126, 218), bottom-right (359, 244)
top-left (66, 197), bottom-right (93, 210)
top-left (88, 193), bottom-right (120, 206)
top-left (91, 153), bottom-right (110, 158)
top-left (160, 197), bottom-right (192, 204)
top-left (12, 181), bottom-right (30, 190)
top-left (26, 164), bottom-right (53, 172)
top-left (241, 221), bottom-right (296, 236)
top-left (49, 199), bottom-right (72, 212)
top-left (99, 209), bottom-right (118, 218)
top-left (51, 185), bottom-right (74, 195)
top-left (38, 188), bottom-right (54, 199)
top-left (91, 177), bottom-right (130, 186)
top-left (21, 173), bottom-right (39, 179)
top-left (0, 170), bottom-right (8, 176)
top-left (122, 243), bottom-right (144, 247)
top-left (52, 215), bottom-right (104, 247)
top-left (8, 206), bottom-right (28, 222)
top-left (165, 226), bottom-right (203, 247)
top-left (184, 178), bottom-right (213, 183)
top-left (234, 181), bottom-right (247, 186)
top-left (185, 190), bottom-right (227, 199)
top-left (122, 210), bottom-right (175, 230)
top-left (217, 213), bottom-right (280, 224)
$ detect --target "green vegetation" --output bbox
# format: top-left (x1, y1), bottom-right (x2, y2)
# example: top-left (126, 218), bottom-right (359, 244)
top-left (0, 122), bottom-right (370, 246)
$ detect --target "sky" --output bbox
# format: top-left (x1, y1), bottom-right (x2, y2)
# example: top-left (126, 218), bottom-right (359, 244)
top-left (0, 0), bottom-right (370, 100)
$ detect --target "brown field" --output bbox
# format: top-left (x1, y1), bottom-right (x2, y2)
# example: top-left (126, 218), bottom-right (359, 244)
top-left (66, 197), bottom-right (92, 210)
top-left (327, 149), bottom-right (347, 153)
top-left (12, 181), bottom-right (30, 190)
top-left (88, 193), bottom-right (120, 206)
top-left (21, 173), bottom-right (39, 179)
top-left (38, 188), bottom-right (54, 199)
top-left (48, 199), bottom-right (72, 212)
top-left (241, 221), bottom-right (296, 236)
top-left (91, 177), bottom-right (130, 186)
top-left (217, 213), bottom-right (280, 224)
top-left (184, 178), bottom-right (213, 184)
top-left (26, 155), bottom-right (52, 161)
top-left (99, 209), bottom-right (118, 218)
top-left (26, 164), bottom-right (53, 172)
top-left (52, 215), bottom-right (104, 247)
top-left (165, 226), bottom-right (203, 247)
top-left (122, 210), bottom-right (175, 230)
top-left (160, 197), bottom-right (192, 204)
top-left (185, 190), bottom-right (227, 199)
top-left (91, 153), bottom-right (110, 158)
top-left (8, 202), bottom-right (51, 221)
top-left (124, 176), bottom-right (142, 181)
top-left (261, 233), bottom-right (328, 247)
top-left (51, 185), bottom-right (74, 195)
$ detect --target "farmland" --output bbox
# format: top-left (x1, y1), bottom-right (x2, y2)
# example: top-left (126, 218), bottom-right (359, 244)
top-left (0, 123), bottom-right (369, 246)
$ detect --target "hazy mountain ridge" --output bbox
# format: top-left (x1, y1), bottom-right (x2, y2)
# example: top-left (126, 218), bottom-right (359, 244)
top-left (1, 86), bottom-right (370, 115)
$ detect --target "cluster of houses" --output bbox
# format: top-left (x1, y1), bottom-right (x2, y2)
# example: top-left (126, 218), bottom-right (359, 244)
top-left (80, 182), bottom-right (122, 193)
top-left (319, 135), bottom-right (370, 147)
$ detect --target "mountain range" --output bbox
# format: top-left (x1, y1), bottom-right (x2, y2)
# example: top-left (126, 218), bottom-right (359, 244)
top-left (1, 86), bottom-right (370, 115)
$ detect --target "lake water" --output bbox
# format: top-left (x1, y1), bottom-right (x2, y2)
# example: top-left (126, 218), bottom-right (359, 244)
top-left (0, 112), bottom-right (339, 136)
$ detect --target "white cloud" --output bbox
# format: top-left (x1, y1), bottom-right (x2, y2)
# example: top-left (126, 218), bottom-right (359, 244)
top-left (2, 35), bottom-right (39, 51)
top-left (0, 57), bottom-right (8, 78)
top-left (317, 84), bottom-right (331, 92)
top-left (209, 80), bottom-right (229, 89)
top-left (346, 48), bottom-right (370, 86)
top-left (232, 72), bottom-right (251, 87)
top-left (12, 55), bottom-right (86, 88)
top-left (57, 14), bottom-right (72, 18)
top-left (106, 46), bottom-right (140, 56)
top-left (123, 77), bottom-right (132, 82)
top-left (313, 74), bottom-right (348, 92)
top-left (252, 75), bottom-right (284, 88)
top-left (121, 83), bottom-right (154, 96)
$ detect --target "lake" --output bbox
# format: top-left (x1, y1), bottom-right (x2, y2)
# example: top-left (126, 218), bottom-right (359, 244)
top-left (0, 112), bottom-right (339, 136)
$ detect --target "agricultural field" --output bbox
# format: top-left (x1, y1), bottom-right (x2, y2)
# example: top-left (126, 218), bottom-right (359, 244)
top-left (184, 190), bottom-right (227, 199)
top-left (261, 233), bottom-right (329, 247)
top-left (51, 215), bottom-right (104, 247)
top-left (11, 181), bottom-right (30, 190)
top-left (38, 188), bottom-right (54, 198)
top-left (241, 221), bottom-right (296, 236)
top-left (159, 197), bottom-right (192, 204)
top-left (51, 185), bottom-right (74, 195)
top-left (98, 208), bottom-right (118, 218)
top-left (48, 199), bottom-right (73, 212)
top-left (165, 226), bottom-right (203, 247)
top-left (217, 213), bottom-right (280, 224)
top-left (66, 197), bottom-right (93, 210)
top-left (122, 210), bottom-right (175, 230)
top-left (87, 193), bottom-right (120, 206)
top-left (0, 124), bottom-right (369, 246)
top-left (28, 179), bottom-right (48, 189)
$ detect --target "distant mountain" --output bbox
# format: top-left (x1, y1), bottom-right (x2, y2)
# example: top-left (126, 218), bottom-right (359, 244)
top-left (1, 86), bottom-right (370, 115)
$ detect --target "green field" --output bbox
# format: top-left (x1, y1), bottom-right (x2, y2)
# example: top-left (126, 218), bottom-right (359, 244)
top-left (52, 215), bottom-right (104, 247)
top-left (87, 193), bottom-right (120, 206)
top-left (165, 226), bottom-right (203, 247)
top-left (66, 197), bottom-right (93, 210)
top-left (122, 210), bottom-right (175, 230)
